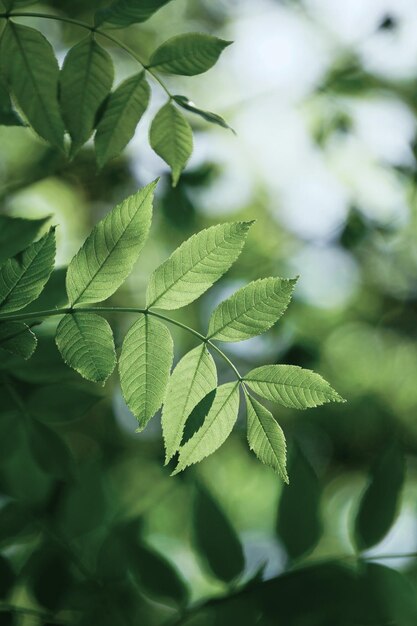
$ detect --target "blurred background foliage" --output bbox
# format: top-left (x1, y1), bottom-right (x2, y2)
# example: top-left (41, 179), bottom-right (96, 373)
top-left (1, 0), bottom-right (417, 624)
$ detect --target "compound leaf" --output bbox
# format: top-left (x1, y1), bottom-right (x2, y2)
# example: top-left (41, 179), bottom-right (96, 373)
top-left (55, 313), bottom-right (116, 385)
top-left (95, 0), bottom-right (173, 26)
top-left (66, 181), bottom-right (156, 306)
top-left (208, 277), bottom-right (297, 342)
top-left (162, 344), bottom-right (217, 464)
top-left (245, 365), bottom-right (345, 410)
top-left (173, 94), bottom-right (232, 131)
top-left (60, 36), bottom-right (114, 154)
top-left (354, 444), bottom-right (405, 551)
top-left (119, 315), bottom-right (173, 430)
top-left (149, 33), bottom-right (232, 76)
top-left (173, 382), bottom-right (240, 474)
top-left (95, 71), bottom-right (150, 168)
top-left (1, 22), bottom-right (65, 149)
top-left (246, 394), bottom-right (288, 482)
top-left (192, 482), bottom-right (245, 583)
top-left (147, 221), bottom-right (252, 310)
top-left (0, 321), bottom-right (37, 359)
top-left (0, 215), bottom-right (50, 264)
top-left (0, 228), bottom-right (56, 313)
top-left (149, 101), bottom-right (193, 186)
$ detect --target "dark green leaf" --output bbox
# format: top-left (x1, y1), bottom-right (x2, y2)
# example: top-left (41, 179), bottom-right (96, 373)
top-left (60, 36), bottom-right (114, 154)
top-left (149, 34), bottom-right (232, 76)
top-left (27, 418), bottom-right (75, 480)
top-left (0, 76), bottom-right (24, 126)
top-left (29, 384), bottom-right (102, 424)
top-left (95, 71), bottom-right (150, 168)
top-left (192, 482), bottom-right (245, 584)
top-left (354, 444), bottom-right (405, 550)
top-left (276, 444), bottom-right (322, 560)
top-left (173, 94), bottom-right (233, 131)
top-left (0, 214), bottom-right (50, 264)
top-left (0, 321), bottom-right (37, 358)
top-left (0, 555), bottom-right (15, 598)
top-left (1, 22), bottom-right (65, 149)
top-left (95, 0), bottom-right (173, 26)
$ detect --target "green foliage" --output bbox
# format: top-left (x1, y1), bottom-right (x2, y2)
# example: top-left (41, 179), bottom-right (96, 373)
top-left (149, 34), bottom-right (232, 76)
top-left (192, 482), bottom-right (245, 584)
top-left (149, 101), bottom-right (193, 186)
top-left (173, 94), bottom-right (233, 130)
top-left (1, 22), bottom-right (65, 149)
top-left (119, 315), bottom-right (174, 429)
top-left (95, 0), bottom-right (173, 27)
top-left (60, 36), bottom-right (114, 154)
top-left (0, 75), bottom-right (23, 126)
top-left (354, 444), bottom-right (405, 550)
top-left (0, 321), bottom-right (37, 358)
top-left (0, 215), bottom-right (50, 264)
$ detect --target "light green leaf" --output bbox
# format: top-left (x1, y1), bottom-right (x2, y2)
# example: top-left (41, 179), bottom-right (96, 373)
top-left (60, 36), bottom-right (114, 154)
top-left (95, 72), bottom-right (150, 168)
top-left (0, 215), bottom-right (50, 264)
top-left (208, 277), bottom-right (297, 342)
top-left (119, 315), bottom-right (173, 430)
top-left (0, 228), bottom-right (56, 313)
top-left (66, 181), bottom-right (156, 306)
top-left (162, 344), bottom-right (217, 464)
top-left (149, 34), bottom-right (232, 76)
top-left (1, 22), bottom-right (65, 149)
top-left (95, 0), bottom-right (173, 26)
top-left (149, 101), bottom-right (193, 186)
top-left (246, 394), bottom-right (288, 482)
top-left (55, 313), bottom-right (116, 385)
top-left (173, 382), bottom-right (240, 474)
top-left (146, 221), bottom-right (252, 310)
top-left (0, 321), bottom-right (37, 359)
top-left (0, 76), bottom-right (24, 126)
top-left (173, 94), bottom-right (233, 131)
top-left (245, 365), bottom-right (345, 409)
top-left (354, 443), bottom-right (405, 550)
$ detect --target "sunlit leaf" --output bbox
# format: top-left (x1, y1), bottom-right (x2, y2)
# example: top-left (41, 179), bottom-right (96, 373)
top-left (149, 33), bottom-right (232, 76)
top-left (246, 394), bottom-right (288, 482)
top-left (0, 228), bottom-right (56, 313)
top-left (173, 382), bottom-right (240, 474)
top-left (173, 94), bottom-right (233, 131)
top-left (192, 482), bottom-right (245, 583)
top-left (149, 101), bottom-right (193, 186)
top-left (208, 277), bottom-right (297, 342)
top-left (147, 221), bottom-right (252, 310)
top-left (0, 321), bottom-right (37, 359)
top-left (66, 181), bottom-right (155, 306)
top-left (162, 344), bottom-right (217, 464)
top-left (245, 365), bottom-right (345, 409)
top-left (354, 444), bottom-right (405, 550)
top-left (95, 71), bottom-right (150, 168)
top-left (55, 313), bottom-right (116, 385)
top-left (119, 315), bottom-right (173, 429)
top-left (60, 36), bottom-right (114, 154)
top-left (1, 22), bottom-right (65, 148)
top-left (95, 0), bottom-right (173, 26)
top-left (0, 214), bottom-right (50, 264)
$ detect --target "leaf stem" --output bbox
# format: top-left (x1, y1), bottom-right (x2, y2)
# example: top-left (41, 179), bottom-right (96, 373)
top-left (0, 306), bottom-right (243, 381)
top-left (0, 11), bottom-right (173, 97)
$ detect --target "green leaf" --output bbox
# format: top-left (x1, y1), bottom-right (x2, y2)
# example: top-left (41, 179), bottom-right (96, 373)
top-left (60, 36), bottom-right (114, 154)
top-left (354, 444), bottom-right (405, 551)
top-left (147, 221), bottom-right (252, 310)
top-left (27, 418), bottom-right (75, 480)
top-left (246, 394), bottom-right (288, 482)
top-left (162, 344), bottom-right (217, 464)
top-left (245, 365), bottom-right (345, 409)
top-left (0, 76), bottom-right (24, 126)
top-left (149, 34), bottom-right (232, 76)
top-left (0, 321), bottom-right (37, 359)
top-left (173, 94), bottom-right (233, 131)
top-left (276, 444), bottom-right (322, 560)
top-left (192, 482), bottom-right (245, 583)
top-left (0, 227), bottom-right (56, 313)
top-left (119, 315), bottom-right (173, 429)
top-left (95, 0), bottom-right (173, 26)
top-left (55, 313), bottom-right (116, 385)
top-left (208, 277), bottom-right (297, 342)
top-left (0, 215), bottom-right (50, 264)
top-left (29, 384), bottom-right (102, 424)
top-left (173, 382), bottom-right (240, 474)
top-left (149, 101), bottom-right (193, 186)
top-left (95, 71), bottom-right (150, 168)
top-left (66, 181), bottom-right (155, 306)
top-left (130, 542), bottom-right (189, 608)
top-left (1, 22), bottom-right (65, 149)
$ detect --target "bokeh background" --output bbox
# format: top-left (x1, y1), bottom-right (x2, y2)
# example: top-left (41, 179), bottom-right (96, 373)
top-left (1, 0), bottom-right (417, 624)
